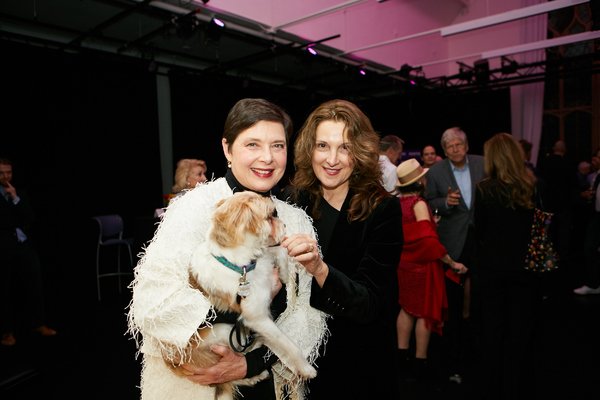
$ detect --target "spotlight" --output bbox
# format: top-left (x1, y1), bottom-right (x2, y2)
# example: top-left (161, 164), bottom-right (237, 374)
top-left (211, 18), bottom-right (225, 28)
top-left (399, 64), bottom-right (423, 83)
top-left (474, 59), bottom-right (489, 85)
top-left (501, 56), bottom-right (518, 74)
top-left (457, 62), bottom-right (474, 82)
top-left (173, 13), bottom-right (200, 39)
top-left (359, 69), bottom-right (366, 76)
top-left (205, 18), bottom-right (225, 45)
top-left (307, 47), bottom-right (318, 56)
top-left (399, 63), bottom-right (413, 78)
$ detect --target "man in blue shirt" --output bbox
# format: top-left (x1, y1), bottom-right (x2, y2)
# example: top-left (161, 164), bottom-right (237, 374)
top-left (425, 128), bottom-right (486, 367)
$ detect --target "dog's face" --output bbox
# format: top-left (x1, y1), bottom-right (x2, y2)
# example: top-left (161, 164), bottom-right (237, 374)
top-left (210, 192), bottom-right (285, 249)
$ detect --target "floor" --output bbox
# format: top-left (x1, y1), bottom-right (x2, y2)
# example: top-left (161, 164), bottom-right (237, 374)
top-left (1, 256), bottom-right (598, 400)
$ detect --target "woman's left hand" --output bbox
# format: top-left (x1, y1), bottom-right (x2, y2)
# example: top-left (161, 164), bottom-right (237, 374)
top-left (180, 344), bottom-right (247, 384)
top-left (281, 234), bottom-right (329, 286)
top-left (452, 262), bottom-right (468, 275)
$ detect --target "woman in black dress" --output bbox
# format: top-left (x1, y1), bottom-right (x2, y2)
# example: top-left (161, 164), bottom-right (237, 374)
top-left (280, 99), bottom-right (403, 399)
top-left (474, 132), bottom-right (541, 400)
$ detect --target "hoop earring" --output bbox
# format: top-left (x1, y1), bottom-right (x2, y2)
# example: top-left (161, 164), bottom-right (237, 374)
top-left (227, 160), bottom-right (232, 168)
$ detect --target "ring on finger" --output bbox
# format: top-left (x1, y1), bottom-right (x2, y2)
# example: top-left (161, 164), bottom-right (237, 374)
top-left (309, 243), bottom-right (314, 252)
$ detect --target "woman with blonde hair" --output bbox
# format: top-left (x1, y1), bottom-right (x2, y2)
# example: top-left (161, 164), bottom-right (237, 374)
top-left (172, 158), bottom-right (208, 193)
top-left (474, 132), bottom-right (540, 400)
top-left (280, 99), bottom-right (403, 399)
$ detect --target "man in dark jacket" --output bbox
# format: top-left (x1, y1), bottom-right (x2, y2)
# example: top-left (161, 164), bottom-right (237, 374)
top-left (1, 158), bottom-right (56, 346)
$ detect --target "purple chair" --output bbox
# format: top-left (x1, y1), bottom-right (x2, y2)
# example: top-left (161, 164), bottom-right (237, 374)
top-left (92, 215), bottom-right (134, 301)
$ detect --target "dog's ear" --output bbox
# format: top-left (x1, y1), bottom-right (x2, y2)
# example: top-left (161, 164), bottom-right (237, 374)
top-left (210, 193), bottom-right (269, 248)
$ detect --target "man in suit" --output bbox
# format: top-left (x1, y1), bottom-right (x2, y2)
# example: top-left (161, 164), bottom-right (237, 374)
top-left (426, 128), bottom-right (486, 265)
top-left (0, 158), bottom-right (56, 346)
top-left (425, 127), bottom-right (486, 342)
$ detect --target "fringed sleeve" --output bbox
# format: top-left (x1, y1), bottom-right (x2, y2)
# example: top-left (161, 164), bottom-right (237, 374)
top-left (127, 179), bottom-right (231, 360)
top-left (269, 198), bottom-right (329, 400)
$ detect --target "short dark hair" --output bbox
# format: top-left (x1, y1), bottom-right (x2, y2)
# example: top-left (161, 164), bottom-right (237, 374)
top-left (421, 145), bottom-right (436, 157)
top-left (379, 135), bottom-right (404, 152)
top-left (398, 181), bottom-right (425, 196)
top-left (0, 158), bottom-right (12, 166)
top-left (222, 98), bottom-right (292, 151)
top-left (519, 139), bottom-right (533, 154)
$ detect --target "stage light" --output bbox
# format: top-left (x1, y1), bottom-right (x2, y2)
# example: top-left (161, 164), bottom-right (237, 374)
top-left (457, 62), bottom-right (474, 82)
top-left (359, 69), bottom-right (366, 75)
top-left (399, 63), bottom-right (413, 78)
top-left (474, 59), bottom-right (490, 85)
top-left (211, 18), bottom-right (225, 28)
top-left (501, 56), bottom-right (519, 74)
top-left (307, 47), bottom-right (317, 56)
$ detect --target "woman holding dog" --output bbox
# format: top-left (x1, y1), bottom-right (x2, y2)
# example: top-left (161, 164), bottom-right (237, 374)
top-left (128, 98), bottom-right (328, 400)
top-left (280, 99), bottom-right (404, 399)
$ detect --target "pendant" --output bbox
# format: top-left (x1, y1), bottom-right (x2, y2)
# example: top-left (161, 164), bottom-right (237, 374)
top-left (238, 268), bottom-right (251, 298)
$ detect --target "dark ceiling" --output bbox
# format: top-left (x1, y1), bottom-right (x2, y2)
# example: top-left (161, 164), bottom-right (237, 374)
top-left (0, 0), bottom-right (415, 100)
top-left (1, 0), bottom-right (598, 99)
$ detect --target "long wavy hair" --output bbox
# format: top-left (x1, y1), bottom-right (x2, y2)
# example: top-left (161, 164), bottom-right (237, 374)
top-left (292, 99), bottom-right (390, 222)
top-left (480, 133), bottom-right (535, 209)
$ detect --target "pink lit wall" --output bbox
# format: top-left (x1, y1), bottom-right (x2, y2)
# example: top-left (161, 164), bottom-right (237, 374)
top-left (206, 0), bottom-right (539, 78)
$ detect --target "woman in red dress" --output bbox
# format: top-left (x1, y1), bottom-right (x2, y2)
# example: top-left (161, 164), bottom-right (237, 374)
top-left (395, 159), bottom-right (468, 378)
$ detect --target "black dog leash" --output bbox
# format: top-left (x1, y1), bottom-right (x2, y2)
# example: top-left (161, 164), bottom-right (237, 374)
top-left (229, 319), bottom-right (256, 353)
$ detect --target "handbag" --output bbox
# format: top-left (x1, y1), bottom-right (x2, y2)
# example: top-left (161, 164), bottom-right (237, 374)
top-left (524, 185), bottom-right (558, 273)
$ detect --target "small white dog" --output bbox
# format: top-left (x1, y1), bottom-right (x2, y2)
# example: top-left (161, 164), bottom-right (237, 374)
top-left (167, 191), bottom-right (316, 400)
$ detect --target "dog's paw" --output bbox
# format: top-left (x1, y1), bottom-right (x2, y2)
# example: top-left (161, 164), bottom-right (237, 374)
top-left (296, 363), bottom-right (317, 380)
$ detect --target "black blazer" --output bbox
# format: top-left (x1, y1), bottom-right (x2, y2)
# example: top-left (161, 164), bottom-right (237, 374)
top-left (425, 155), bottom-right (486, 259)
top-left (0, 187), bottom-right (34, 251)
top-left (293, 190), bottom-right (403, 399)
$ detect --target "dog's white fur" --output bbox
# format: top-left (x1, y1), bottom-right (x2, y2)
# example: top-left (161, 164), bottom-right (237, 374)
top-left (168, 191), bottom-right (316, 400)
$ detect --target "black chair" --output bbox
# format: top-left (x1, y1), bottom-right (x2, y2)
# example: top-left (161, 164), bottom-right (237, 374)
top-left (92, 215), bottom-right (133, 301)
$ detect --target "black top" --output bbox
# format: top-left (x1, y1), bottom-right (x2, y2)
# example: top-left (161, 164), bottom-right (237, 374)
top-left (474, 179), bottom-right (534, 271)
top-left (0, 187), bottom-right (34, 251)
top-left (312, 198), bottom-right (338, 256)
top-left (291, 189), bottom-right (403, 399)
top-left (225, 169), bottom-right (272, 197)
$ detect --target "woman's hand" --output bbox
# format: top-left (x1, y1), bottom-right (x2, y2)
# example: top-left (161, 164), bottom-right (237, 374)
top-left (281, 234), bottom-right (329, 287)
top-left (181, 344), bottom-right (247, 384)
top-left (451, 262), bottom-right (468, 275)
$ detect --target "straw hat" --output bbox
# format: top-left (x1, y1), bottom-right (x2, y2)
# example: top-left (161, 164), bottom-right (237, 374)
top-left (396, 158), bottom-right (428, 187)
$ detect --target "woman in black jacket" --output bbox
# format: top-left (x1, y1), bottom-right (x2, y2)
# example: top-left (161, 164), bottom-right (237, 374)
top-left (280, 100), bottom-right (403, 399)
top-left (474, 133), bottom-right (541, 400)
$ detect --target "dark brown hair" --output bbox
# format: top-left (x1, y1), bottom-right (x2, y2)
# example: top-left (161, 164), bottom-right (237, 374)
top-left (222, 98), bottom-right (292, 151)
top-left (292, 99), bottom-right (390, 222)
